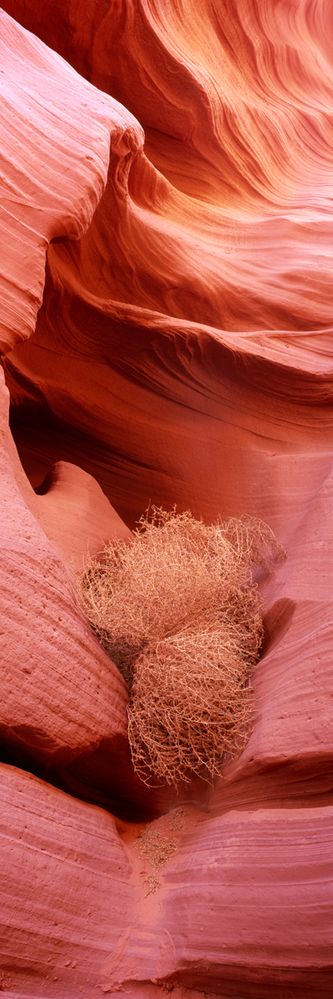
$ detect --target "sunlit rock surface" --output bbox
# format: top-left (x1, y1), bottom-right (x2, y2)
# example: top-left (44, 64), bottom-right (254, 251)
top-left (0, 9), bottom-right (142, 354)
top-left (0, 2), bottom-right (332, 996)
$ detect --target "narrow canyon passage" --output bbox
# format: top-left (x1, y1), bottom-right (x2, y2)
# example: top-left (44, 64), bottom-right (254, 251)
top-left (0, 3), bottom-right (333, 997)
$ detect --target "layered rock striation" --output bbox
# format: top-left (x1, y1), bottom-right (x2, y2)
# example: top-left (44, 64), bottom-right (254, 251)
top-left (0, 2), bottom-right (332, 996)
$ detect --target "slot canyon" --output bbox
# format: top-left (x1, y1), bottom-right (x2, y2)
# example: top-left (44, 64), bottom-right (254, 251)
top-left (0, 2), bottom-right (332, 996)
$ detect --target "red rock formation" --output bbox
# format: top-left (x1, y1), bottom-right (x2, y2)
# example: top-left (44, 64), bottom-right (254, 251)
top-left (110, 802), bottom-right (333, 997)
top-left (2, 1), bottom-right (333, 525)
top-left (0, 9), bottom-right (142, 354)
top-left (0, 369), bottom-right (153, 818)
top-left (1, 2), bottom-right (333, 996)
top-left (0, 764), bottom-right (133, 996)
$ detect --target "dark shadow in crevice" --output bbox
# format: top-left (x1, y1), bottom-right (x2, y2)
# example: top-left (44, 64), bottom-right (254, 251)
top-left (0, 724), bottom-right (158, 822)
top-left (261, 598), bottom-right (296, 656)
top-left (0, 724), bottom-right (213, 824)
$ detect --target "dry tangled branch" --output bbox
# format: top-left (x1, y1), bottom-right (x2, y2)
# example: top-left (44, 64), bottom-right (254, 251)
top-left (128, 626), bottom-right (254, 785)
top-left (79, 507), bottom-right (284, 785)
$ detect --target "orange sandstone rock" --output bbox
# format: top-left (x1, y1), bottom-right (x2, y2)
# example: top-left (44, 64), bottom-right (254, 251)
top-left (0, 2), bottom-right (333, 996)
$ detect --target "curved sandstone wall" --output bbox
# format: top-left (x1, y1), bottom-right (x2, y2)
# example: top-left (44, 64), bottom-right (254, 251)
top-left (0, 3), bottom-right (332, 996)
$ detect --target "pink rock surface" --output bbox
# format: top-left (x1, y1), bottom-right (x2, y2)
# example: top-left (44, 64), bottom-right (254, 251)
top-left (3, 0), bottom-right (333, 525)
top-left (0, 369), bottom-right (152, 817)
top-left (108, 804), bottom-right (333, 997)
top-left (0, 9), bottom-right (142, 353)
top-left (35, 460), bottom-right (131, 572)
top-left (0, 2), bottom-right (333, 997)
top-left (0, 764), bottom-right (132, 997)
top-left (3, 764), bottom-right (331, 997)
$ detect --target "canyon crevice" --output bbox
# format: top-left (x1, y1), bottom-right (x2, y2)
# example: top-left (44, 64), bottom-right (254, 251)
top-left (0, 3), bottom-right (332, 996)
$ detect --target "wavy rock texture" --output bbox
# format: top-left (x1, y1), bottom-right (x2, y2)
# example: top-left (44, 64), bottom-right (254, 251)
top-left (0, 10), bottom-right (142, 355)
top-left (108, 803), bottom-right (333, 997)
top-left (0, 2), bottom-right (333, 997)
top-left (0, 764), bottom-right (132, 997)
top-left (0, 368), bottom-right (154, 819)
